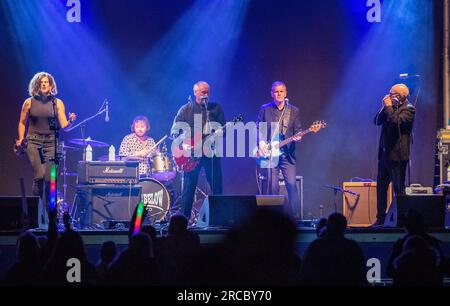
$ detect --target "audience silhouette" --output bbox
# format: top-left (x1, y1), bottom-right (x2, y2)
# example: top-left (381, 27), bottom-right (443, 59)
top-left (3, 205), bottom-right (449, 287)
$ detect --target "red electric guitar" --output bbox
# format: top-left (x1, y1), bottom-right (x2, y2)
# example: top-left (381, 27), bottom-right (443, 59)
top-left (173, 114), bottom-right (243, 172)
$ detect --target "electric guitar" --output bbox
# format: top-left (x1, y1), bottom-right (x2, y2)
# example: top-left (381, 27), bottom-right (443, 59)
top-left (173, 114), bottom-right (243, 172)
top-left (253, 120), bottom-right (326, 167)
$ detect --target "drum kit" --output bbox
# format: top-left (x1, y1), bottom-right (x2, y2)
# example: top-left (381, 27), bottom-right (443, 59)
top-left (56, 136), bottom-right (182, 228)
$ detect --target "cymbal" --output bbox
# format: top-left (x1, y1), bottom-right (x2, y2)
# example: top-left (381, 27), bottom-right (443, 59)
top-left (123, 155), bottom-right (146, 161)
top-left (68, 138), bottom-right (109, 147)
top-left (97, 154), bottom-right (127, 161)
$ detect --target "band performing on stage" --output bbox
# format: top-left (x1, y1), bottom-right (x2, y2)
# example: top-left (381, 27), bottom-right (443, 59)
top-left (7, 70), bottom-right (450, 289)
top-left (14, 74), bottom-right (421, 229)
top-left (4, 0), bottom-right (450, 289)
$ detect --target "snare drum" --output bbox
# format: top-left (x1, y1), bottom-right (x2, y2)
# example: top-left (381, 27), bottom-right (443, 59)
top-left (151, 153), bottom-right (177, 181)
top-left (139, 178), bottom-right (171, 223)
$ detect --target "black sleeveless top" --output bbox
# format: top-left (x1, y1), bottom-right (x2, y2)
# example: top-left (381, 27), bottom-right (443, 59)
top-left (28, 96), bottom-right (58, 134)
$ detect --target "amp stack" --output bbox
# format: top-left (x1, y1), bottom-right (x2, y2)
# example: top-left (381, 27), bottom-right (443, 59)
top-left (436, 129), bottom-right (450, 185)
top-left (75, 161), bottom-right (141, 229)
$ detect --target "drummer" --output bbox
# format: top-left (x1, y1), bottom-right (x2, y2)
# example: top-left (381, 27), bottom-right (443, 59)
top-left (119, 115), bottom-right (159, 177)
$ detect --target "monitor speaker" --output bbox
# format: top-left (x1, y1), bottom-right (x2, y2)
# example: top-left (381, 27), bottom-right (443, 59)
top-left (389, 195), bottom-right (446, 228)
top-left (196, 195), bottom-right (286, 228)
top-left (260, 175), bottom-right (303, 219)
top-left (0, 196), bottom-right (39, 230)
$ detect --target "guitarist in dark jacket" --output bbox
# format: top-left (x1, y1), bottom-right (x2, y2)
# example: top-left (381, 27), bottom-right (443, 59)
top-left (171, 81), bottom-right (225, 222)
top-left (373, 83), bottom-right (415, 227)
top-left (256, 81), bottom-right (302, 219)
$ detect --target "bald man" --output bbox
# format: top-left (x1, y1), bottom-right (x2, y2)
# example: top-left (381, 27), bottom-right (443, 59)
top-left (372, 84), bottom-right (415, 227)
top-left (171, 81), bottom-right (225, 223)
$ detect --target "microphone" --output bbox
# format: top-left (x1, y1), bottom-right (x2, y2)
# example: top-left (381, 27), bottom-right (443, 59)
top-left (201, 96), bottom-right (208, 107)
top-left (284, 98), bottom-right (289, 104)
top-left (399, 73), bottom-right (420, 79)
top-left (105, 99), bottom-right (109, 122)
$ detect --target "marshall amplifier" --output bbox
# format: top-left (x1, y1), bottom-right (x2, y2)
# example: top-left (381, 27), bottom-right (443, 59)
top-left (77, 161), bottom-right (139, 184)
top-left (75, 184), bottom-right (142, 227)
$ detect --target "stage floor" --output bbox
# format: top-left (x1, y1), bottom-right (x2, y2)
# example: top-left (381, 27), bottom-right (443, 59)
top-left (1, 225), bottom-right (449, 249)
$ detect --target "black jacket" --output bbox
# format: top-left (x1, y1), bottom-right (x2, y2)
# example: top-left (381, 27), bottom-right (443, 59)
top-left (171, 101), bottom-right (226, 138)
top-left (374, 101), bottom-right (415, 161)
top-left (257, 102), bottom-right (302, 162)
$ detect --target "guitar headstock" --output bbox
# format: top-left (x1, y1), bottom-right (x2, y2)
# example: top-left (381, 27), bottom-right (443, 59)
top-left (309, 120), bottom-right (327, 133)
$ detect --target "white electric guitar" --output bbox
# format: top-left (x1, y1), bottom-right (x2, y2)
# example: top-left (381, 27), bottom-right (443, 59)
top-left (254, 120), bottom-right (326, 166)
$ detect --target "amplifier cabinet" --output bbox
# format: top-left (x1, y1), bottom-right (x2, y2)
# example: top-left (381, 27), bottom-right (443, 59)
top-left (342, 182), bottom-right (392, 227)
top-left (76, 184), bottom-right (142, 227)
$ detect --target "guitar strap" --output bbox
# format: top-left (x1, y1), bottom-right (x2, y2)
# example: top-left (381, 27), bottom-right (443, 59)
top-left (271, 103), bottom-right (291, 142)
top-left (281, 103), bottom-right (292, 136)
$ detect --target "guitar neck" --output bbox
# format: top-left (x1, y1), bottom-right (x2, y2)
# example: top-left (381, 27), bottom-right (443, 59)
top-left (277, 129), bottom-right (311, 149)
top-left (206, 117), bottom-right (240, 139)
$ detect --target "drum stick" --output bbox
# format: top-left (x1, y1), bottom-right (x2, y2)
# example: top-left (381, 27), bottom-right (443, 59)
top-left (149, 135), bottom-right (167, 152)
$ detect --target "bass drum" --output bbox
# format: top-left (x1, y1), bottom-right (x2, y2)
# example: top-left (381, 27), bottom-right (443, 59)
top-left (139, 178), bottom-right (171, 224)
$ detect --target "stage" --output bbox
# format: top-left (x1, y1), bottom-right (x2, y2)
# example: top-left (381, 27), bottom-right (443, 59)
top-left (1, 224), bottom-right (450, 283)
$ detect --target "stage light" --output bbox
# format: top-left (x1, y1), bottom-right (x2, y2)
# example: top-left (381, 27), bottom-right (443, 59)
top-left (133, 201), bottom-right (145, 235)
top-left (49, 163), bottom-right (57, 213)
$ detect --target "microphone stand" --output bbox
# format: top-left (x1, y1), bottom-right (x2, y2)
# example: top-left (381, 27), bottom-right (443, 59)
top-left (323, 184), bottom-right (360, 213)
top-left (204, 99), bottom-right (215, 197)
top-left (324, 185), bottom-right (340, 213)
top-left (66, 99), bottom-right (108, 161)
top-left (48, 97), bottom-right (61, 227)
top-left (409, 80), bottom-right (421, 187)
top-left (64, 100), bottom-right (107, 227)
top-left (267, 102), bottom-right (287, 196)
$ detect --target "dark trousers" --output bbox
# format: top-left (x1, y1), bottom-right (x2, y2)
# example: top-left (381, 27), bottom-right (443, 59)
top-left (26, 133), bottom-right (55, 209)
top-left (376, 159), bottom-right (408, 222)
top-left (181, 157), bottom-right (223, 218)
top-left (265, 155), bottom-right (299, 218)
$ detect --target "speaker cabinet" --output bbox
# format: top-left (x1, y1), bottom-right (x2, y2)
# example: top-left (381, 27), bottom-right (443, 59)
top-left (197, 195), bottom-right (286, 228)
top-left (342, 182), bottom-right (392, 227)
top-left (394, 195), bottom-right (445, 228)
top-left (0, 196), bottom-right (39, 230)
top-left (76, 185), bottom-right (142, 227)
top-left (260, 175), bottom-right (303, 219)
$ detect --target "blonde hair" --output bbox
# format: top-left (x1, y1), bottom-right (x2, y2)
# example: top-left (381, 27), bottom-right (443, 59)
top-left (28, 72), bottom-right (58, 97)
